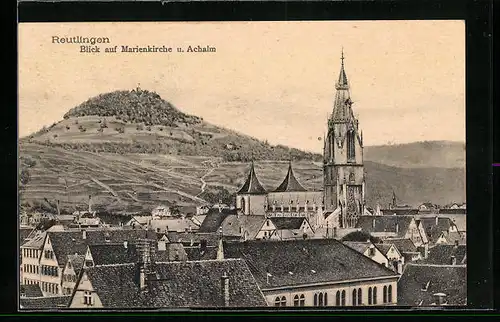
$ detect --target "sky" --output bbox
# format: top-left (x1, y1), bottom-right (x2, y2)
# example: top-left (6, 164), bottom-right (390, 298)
top-left (18, 21), bottom-right (465, 153)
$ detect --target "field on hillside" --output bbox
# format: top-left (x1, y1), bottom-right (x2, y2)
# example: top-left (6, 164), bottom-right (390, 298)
top-left (19, 142), bottom-right (466, 214)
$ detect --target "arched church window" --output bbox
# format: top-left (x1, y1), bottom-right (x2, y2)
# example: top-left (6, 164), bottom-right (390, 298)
top-left (241, 198), bottom-right (245, 213)
top-left (347, 130), bottom-right (355, 161)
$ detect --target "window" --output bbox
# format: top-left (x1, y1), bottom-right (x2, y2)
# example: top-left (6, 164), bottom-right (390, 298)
top-left (368, 287), bottom-right (372, 305)
top-left (324, 293), bottom-right (328, 306)
top-left (274, 297), bottom-right (281, 307)
top-left (318, 293), bottom-right (323, 306)
top-left (313, 294), bottom-right (317, 306)
top-left (280, 296), bottom-right (286, 307)
top-left (369, 247), bottom-right (376, 257)
top-left (347, 130), bottom-right (356, 161)
top-left (336, 291), bottom-right (341, 306)
top-left (293, 295), bottom-right (299, 307)
top-left (84, 291), bottom-right (93, 305)
top-left (388, 285), bottom-right (393, 303)
top-left (373, 287), bottom-right (378, 304)
top-left (341, 290), bottom-right (346, 306)
top-left (352, 289), bottom-right (357, 306)
top-left (358, 288), bottom-right (362, 305)
top-left (383, 286), bottom-right (387, 303)
top-left (266, 220), bottom-right (270, 227)
top-left (299, 294), bottom-right (305, 306)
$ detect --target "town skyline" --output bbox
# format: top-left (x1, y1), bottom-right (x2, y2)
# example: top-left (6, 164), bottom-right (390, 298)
top-left (19, 21), bottom-right (465, 153)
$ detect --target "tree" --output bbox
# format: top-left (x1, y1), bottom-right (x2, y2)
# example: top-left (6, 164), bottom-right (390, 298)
top-left (341, 231), bottom-right (382, 244)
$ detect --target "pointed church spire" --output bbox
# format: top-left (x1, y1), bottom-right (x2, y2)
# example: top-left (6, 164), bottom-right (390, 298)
top-left (332, 49), bottom-right (351, 121)
top-left (274, 162), bottom-right (307, 192)
top-left (237, 162), bottom-right (267, 195)
top-left (392, 190), bottom-right (397, 208)
top-left (336, 48), bottom-right (349, 90)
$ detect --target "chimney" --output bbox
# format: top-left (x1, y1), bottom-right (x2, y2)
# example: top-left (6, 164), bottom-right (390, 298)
top-left (220, 272), bottom-right (230, 307)
top-left (88, 195), bottom-right (92, 213)
top-left (217, 238), bottom-right (224, 260)
top-left (395, 223), bottom-right (399, 233)
top-left (56, 200), bottom-right (60, 216)
top-left (123, 241), bottom-right (128, 249)
top-left (82, 230), bottom-right (87, 240)
top-left (450, 255), bottom-right (456, 265)
top-left (396, 260), bottom-right (403, 274)
top-left (200, 239), bottom-right (207, 252)
top-left (435, 216), bottom-right (439, 226)
top-left (372, 218), bottom-right (376, 229)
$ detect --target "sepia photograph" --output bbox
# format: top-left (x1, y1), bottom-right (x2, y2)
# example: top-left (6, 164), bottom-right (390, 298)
top-left (18, 21), bottom-right (466, 309)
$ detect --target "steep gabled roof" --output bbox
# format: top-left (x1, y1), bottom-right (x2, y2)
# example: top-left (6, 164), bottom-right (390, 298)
top-left (343, 241), bottom-right (372, 255)
top-left (424, 244), bottom-right (467, 265)
top-left (398, 264), bottom-right (467, 306)
top-left (20, 296), bottom-right (71, 309)
top-left (167, 231), bottom-right (220, 246)
top-left (237, 162), bottom-right (267, 195)
top-left (356, 216), bottom-right (414, 238)
top-left (381, 209), bottom-right (420, 216)
top-left (222, 239), bottom-right (398, 289)
top-left (20, 284), bottom-right (43, 298)
top-left (220, 215), bottom-right (266, 239)
top-left (66, 254), bottom-right (85, 273)
top-left (88, 243), bottom-right (139, 266)
top-left (146, 259), bottom-right (267, 307)
top-left (78, 263), bottom-right (146, 308)
top-left (439, 208), bottom-right (466, 215)
top-left (46, 229), bottom-right (157, 267)
top-left (374, 243), bottom-right (393, 256)
top-left (270, 217), bottom-right (307, 230)
top-left (75, 259), bottom-right (267, 308)
top-left (184, 246), bottom-right (219, 261)
top-left (21, 231), bottom-right (46, 249)
top-left (273, 162), bottom-right (307, 192)
top-left (384, 238), bottom-right (418, 253)
top-left (155, 243), bottom-right (189, 262)
top-left (197, 209), bottom-right (236, 233)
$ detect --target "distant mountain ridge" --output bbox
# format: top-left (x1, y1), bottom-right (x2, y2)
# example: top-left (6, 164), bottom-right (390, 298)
top-left (364, 141), bottom-right (465, 169)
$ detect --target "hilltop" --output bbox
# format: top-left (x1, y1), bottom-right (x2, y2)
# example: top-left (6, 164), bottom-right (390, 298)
top-left (22, 88), bottom-right (321, 163)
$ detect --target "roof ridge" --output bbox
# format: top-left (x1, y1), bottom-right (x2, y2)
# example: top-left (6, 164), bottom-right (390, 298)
top-left (93, 263), bottom-right (136, 268)
top-left (406, 263), bottom-right (467, 268)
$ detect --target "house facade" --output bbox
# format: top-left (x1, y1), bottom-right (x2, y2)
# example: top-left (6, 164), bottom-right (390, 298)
top-left (343, 241), bottom-right (390, 268)
top-left (222, 239), bottom-right (399, 307)
top-left (20, 232), bottom-right (45, 287)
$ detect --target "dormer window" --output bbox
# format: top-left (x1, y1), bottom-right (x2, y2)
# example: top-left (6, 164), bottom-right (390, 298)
top-left (83, 291), bottom-right (93, 306)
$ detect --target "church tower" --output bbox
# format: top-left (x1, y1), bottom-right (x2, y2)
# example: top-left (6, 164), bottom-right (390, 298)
top-left (323, 50), bottom-right (365, 228)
